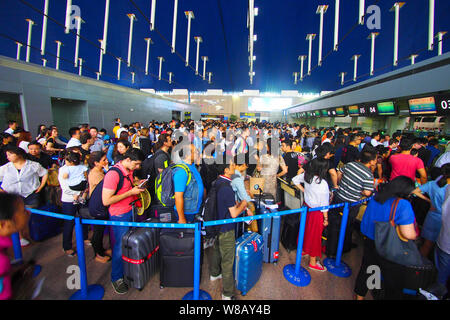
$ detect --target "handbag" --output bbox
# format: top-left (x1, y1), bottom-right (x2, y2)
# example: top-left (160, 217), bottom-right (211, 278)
top-left (374, 198), bottom-right (424, 268)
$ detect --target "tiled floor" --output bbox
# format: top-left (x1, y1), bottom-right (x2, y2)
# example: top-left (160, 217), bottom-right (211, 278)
top-left (17, 227), bottom-right (372, 300)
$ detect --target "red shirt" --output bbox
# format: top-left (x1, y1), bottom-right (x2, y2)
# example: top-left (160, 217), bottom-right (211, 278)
top-left (389, 153), bottom-right (424, 182)
top-left (103, 163), bottom-right (137, 216)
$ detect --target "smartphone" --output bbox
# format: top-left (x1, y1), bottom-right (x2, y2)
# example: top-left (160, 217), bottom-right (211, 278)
top-left (137, 179), bottom-right (149, 189)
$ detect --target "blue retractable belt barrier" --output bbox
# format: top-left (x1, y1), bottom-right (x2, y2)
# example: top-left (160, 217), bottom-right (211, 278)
top-left (14, 197), bottom-right (374, 299)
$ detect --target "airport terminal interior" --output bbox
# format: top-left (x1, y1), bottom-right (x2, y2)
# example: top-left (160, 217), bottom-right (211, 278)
top-left (0, 0), bottom-right (449, 302)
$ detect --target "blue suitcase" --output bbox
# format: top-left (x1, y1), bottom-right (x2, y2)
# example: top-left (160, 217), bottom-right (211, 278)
top-left (29, 204), bottom-right (63, 242)
top-left (257, 199), bottom-right (281, 264)
top-left (234, 232), bottom-right (263, 296)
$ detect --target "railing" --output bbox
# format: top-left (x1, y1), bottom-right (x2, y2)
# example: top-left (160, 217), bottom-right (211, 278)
top-left (11, 196), bottom-right (374, 300)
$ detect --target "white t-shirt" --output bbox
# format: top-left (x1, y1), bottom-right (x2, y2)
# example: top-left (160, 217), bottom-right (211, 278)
top-left (292, 172), bottom-right (330, 212)
top-left (19, 141), bottom-right (30, 152)
top-left (4, 128), bottom-right (14, 135)
top-left (66, 138), bottom-right (81, 149)
top-left (371, 139), bottom-right (381, 147)
top-left (59, 164), bottom-right (87, 187)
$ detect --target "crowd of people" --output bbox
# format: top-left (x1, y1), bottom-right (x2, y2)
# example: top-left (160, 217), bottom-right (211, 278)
top-left (0, 117), bottom-right (449, 300)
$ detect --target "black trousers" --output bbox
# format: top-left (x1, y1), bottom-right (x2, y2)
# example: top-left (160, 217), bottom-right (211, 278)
top-left (91, 222), bottom-right (110, 257)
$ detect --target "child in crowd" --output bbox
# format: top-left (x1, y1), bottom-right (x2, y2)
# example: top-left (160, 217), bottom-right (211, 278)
top-left (60, 151), bottom-right (88, 204)
top-left (0, 193), bottom-right (30, 300)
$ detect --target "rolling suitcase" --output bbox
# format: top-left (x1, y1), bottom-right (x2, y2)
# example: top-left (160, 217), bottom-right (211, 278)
top-left (159, 228), bottom-right (200, 288)
top-left (29, 204), bottom-right (63, 242)
top-left (256, 198), bottom-right (281, 264)
top-left (234, 232), bottom-right (264, 296)
top-left (122, 219), bottom-right (160, 290)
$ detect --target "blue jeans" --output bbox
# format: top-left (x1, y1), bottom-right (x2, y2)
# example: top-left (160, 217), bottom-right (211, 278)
top-left (435, 246), bottom-right (450, 286)
top-left (110, 210), bottom-right (132, 283)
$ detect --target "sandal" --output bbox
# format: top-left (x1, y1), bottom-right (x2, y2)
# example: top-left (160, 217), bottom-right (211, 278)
top-left (95, 255), bottom-right (112, 263)
top-left (64, 249), bottom-right (77, 257)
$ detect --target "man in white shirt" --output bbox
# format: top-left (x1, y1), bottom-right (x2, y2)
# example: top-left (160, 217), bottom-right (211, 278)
top-left (116, 125), bottom-right (129, 139)
top-left (370, 132), bottom-right (381, 147)
top-left (4, 120), bottom-right (17, 135)
top-left (66, 127), bottom-right (82, 149)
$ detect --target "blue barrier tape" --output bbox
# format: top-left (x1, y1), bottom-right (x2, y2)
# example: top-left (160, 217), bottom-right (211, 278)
top-left (30, 209), bottom-right (75, 221)
top-left (81, 219), bottom-right (195, 229)
top-left (203, 207), bottom-right (306, 227)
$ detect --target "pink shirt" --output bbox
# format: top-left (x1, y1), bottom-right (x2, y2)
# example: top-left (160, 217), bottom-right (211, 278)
top-left (389, 153), bottom-right (424, 182)
top-left (103, 163), bottom-right (137, 217)
top-left (0, 235), bottom-right (12, 300)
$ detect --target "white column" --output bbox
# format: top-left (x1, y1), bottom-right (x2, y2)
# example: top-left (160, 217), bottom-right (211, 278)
top-left (16, 42), bottom-right (23, 60)
top-left (42, 58), bottom-right (47, 67)
top-left (429, 0), bottom-right (435, 51)
top-left (368, 32), bottom-right (379, 76)
top-left (102, 0), bottom-right (110, 53)
top-left (339, 72), bottom-right (347, 85)
top-left (41, 0), bottom-right (49, 55)
top-left (157, 56), bottom-right (164, 80)
top-left (390, 2), bottom-right (405, 67)
top-left (78, 58), bottom-right (83, 76)
top-left (150, 0), bottom-right (157, 31)
top-left (131, 72), bottom-right (135, 84)
top-left (298, 55), bottom-right (307, 81)
top-left (74, 16), bottom-right (83, 67)
top-left (316, 5), bottom-right (328, 67)
top-left (117, 58), bottom-right (122, 80)
top-left (168, 72), bottom-right (173, 84)
top-left (306, 34), bottom-right (316, 75)
top-left (184, 11), bottom-right (195, 67)
top-left (409, 54), bottom-right (418, 65)
top-left (202, 56), bottom-right (208, 81)
top-left (171, 0), bottom-right (179, 53)
top-left (293, 72), bottom-right (299, 85)
top-left (351, 55), bottom-right (361, 82)
top-left (208, 72), bottom-right (212, 84)
top-left (96, 72), bottom-right (100, 81)
top-left (145, 38), bottom-right (153, 75)
top-left (98, 39), bottom-right (104, 75)
top-left (65, 0), bottom-right (72, 34)
top-left (436, 31), bottom-right (448, 56)
top-left (55, 40), bottom-right (62, 70)
top-left (359, 0), bottom-right (365, 25)
top-left (25, 19), bottom-right (35, 63)
top-left (194, 36), bottom-right (202, 75)
top-left (334, 0), bottom-right (340, 51)
top-left (127, 14), bottom-right (137, 67)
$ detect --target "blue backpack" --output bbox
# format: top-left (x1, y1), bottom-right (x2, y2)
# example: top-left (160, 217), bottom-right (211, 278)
top-left (88, 166), bottom-right (131, 219)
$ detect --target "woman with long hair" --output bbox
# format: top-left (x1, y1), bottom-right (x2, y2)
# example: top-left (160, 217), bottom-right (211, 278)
top-left (111, 139), bottom-right (131, 164)
top-left (87, 151), bottom-right (111, 263)
top-left (412, 163), bottom-right (450, 258)
top-left (355, 176), bottom-right (417, 300)
top-left (256, 138), bottom-right (288, 201)
top-left (292, 157), bottom-right (330, 271)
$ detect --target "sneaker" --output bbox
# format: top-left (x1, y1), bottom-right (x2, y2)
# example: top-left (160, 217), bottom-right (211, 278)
top-left (309, 261), bottom-right (327, 272)
top-left (112, 279), bottom-right (129, 295)
top-left (222, 294), bottom-right (238, 300)
top-left (20, 238), bottom-right (30, 247)
top-left (210, 274), bottom-right (222, 281)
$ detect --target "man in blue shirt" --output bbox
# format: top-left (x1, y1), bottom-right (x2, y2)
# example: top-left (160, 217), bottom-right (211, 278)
top-left (209, 160), bottom-right (248, 300)
top-left (173, 143), bottom-right (205, 223)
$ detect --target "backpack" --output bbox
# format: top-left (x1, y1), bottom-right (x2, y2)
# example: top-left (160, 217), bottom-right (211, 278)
top-left (154, 163), bottom-right (191, 207)
top-left (200, 179), bottom-right (226, 241)
top-left (88, 166), bottom-right (131, 219)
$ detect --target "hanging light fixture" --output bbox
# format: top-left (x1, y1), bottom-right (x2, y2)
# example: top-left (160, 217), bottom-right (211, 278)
top-left (306, 34), bottom-right (316, 75)
top-left (157, 56), bottom-right (164, 80)
top-left (150, 0), bottom-right (157, 31)
top-left (25, 19), bottom-right (35, 63)
top-left (390, 2), bottom-right (405, 67)
top-left (316, 5), bottom-right (328, 67)
top-left (145, 38), bottom-right (154, 75)
top-left (74, 16), bottom-right (84, 67)
top-left (127, 14), bottom-right (137, 67)
top-left (171, 0), bottom-right (179, 53)
top-left (368, 32), bottom-right (379, 76)
top-left (333, 0), bottom-right (340, 51)
top-left (55, 40), bottom-right (63, 70)
top-left (351, 55), bottom-right (361, 82)
top-left (184, 11), bottom-right (194, 67)
top-left (101, 0), bottom-right (110, 53)
top-left (194, 36), bottom-right (203, 75)
top-left (41, 0), bottom-right (49, 55)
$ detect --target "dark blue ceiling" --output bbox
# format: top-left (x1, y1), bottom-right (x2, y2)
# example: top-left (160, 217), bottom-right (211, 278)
top-left (0, 0), bottom-right (449, 94)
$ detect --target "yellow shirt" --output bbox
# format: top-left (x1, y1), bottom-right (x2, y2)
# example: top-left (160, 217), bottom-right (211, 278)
top-left (113, 125), bottom-right (120, 138)
top-left (294, 146), bottom-right (302, 153)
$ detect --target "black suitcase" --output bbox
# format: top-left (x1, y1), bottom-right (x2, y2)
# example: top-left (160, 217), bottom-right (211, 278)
top-left (281, 211), bottom-right (300, 252)
top-left (122, 219), bottom-right (160, 290)
top-left (159, 228), bottom-right (201, 288)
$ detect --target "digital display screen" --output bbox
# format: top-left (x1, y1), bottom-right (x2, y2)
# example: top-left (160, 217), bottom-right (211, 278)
top-left (377, 101), bottom-right (397, 116)
top-left (335, 107), bottom-right (346, 117)
top-left (409, 97), bottom-right (437, 115)
top-left (248, 97), bottom-right (293, 111)
top-left (321, 109), bottom-right (328, 117)
top-left (358, 105), bottom-right (368, 116)
top-left (348, 105), bottom-right (359, 116)
top-left (327, 108), bottom-right (337, 117)
top-left (365, 103), bottom-right (378, 116)
top-left (315, 110), bottom-right (321, 117)
top-left (434, 94), bottom-right (450, 115)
